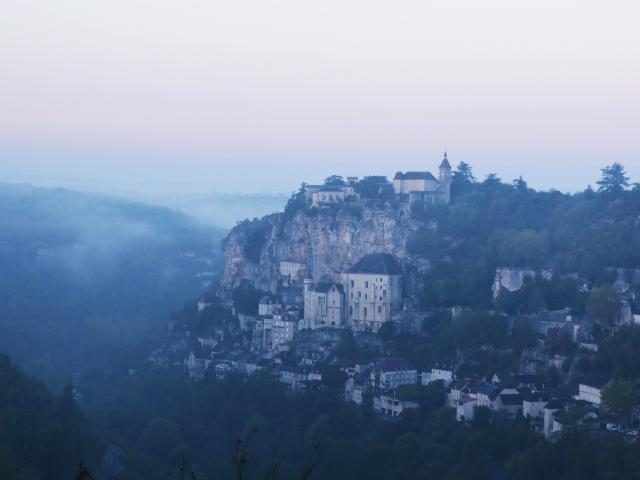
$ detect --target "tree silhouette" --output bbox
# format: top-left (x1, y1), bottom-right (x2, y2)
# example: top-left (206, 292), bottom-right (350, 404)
top-left (597, 162), bottom-right (630, 194)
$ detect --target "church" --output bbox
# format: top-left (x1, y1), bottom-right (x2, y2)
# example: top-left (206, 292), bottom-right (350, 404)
top-left (392, 151), bottom-right (452, 204)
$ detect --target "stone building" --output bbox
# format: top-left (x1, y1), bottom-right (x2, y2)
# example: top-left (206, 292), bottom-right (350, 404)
top-left (258, 295), bottom-right (280, 317)
top-left (279, 260), bottom-right (306, 280)
top-left (342, 253), bottom-right (402, 332)
top-left (371, 357), bottom-right (418, 389)
top-left (262, 310), bottom-right (298, 349)
top-left (305, 184), bottom-right (356, 207)
top-left (303, 280), bottom-right (345, 329)
top-left (392, 152), bottom-right (452, 204)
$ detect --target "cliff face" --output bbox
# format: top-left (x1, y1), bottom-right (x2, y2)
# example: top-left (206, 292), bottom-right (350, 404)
top-left (221, 203), bottom-right (419, 294)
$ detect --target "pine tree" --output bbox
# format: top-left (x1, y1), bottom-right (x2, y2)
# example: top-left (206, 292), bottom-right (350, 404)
top-left (597, 162), bottom-right (630, 194)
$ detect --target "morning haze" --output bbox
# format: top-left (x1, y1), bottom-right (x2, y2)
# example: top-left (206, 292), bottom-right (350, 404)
top-left (2, 0), bottom-right (638, 202)
top-left (3, 2), bottom-right (640, 480)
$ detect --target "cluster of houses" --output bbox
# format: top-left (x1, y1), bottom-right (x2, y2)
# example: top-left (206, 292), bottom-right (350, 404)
top-left (304, 153), bottom-right (453, 208)
top-left (344, 358), bottom-right (452, 417)
top-left (341, 355), bottom-right (619, 440)
top-left (448, 374), bottom-right (611, 440)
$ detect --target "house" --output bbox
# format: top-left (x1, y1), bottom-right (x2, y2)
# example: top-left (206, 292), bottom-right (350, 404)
top-left (278, 368), bottom-right (322, 391)
top-left (474, 382), bottom-right (496, 408)
top-left (392, 152), bottom-right (452, 204)
top-left (447, 380), bottom-right (471, 407)
top-left (576, 377), bottom-right (609, 406)
top-left (345, 377), bottom-right (366, 405)
top-left (258, 295), bottom-right (281, 317)
top-left (371, 357), bottom-right (418, 389)
top-left (422, 367), bottom-right (454, 387)
top-left (522, 391), bottom-right (547, 419)
top-left (303, 281), bottom-right (345, 329)
top-left (305, 183), bottom-right (356, 207)
top-left (373, 395), bottom-right (419, 417)
top-left (456, 396), bottom-right (477, 422)
top-left (494, 388), bottom-right (523, 417)
top-left (185, 343), bottom-right (213, 380)
top-left (262, 310), bottom-right (298, 349)
top-left (342, 253), bottom-right (403, 332)
top-left (543, 400), bottom-right (564, 439)
top-left (280, 260), bottom-right (306, 280)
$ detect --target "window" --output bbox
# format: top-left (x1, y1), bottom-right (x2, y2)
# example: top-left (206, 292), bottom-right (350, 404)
top-left (358, 291), bottom-right (362, 298)
top-left (349, 306), bottom-right (353, 316)
top-left (365, 294), bottom-right (368, 300)
top-left (365, 281), bottom-right (369, 288)
top-left (351, 280), bottom-right (354, 287)
top-left (363, 307), bottom-right (368, 318)
top-left (378, 306), bottom-right (382, 313)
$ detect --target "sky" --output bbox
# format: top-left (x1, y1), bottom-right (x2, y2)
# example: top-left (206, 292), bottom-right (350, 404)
top-left (1, 0), bottom-right (639, 196)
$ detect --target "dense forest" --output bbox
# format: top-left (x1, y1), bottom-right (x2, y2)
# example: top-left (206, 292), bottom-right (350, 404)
top-left (409, 163), bottom-right (640, 310)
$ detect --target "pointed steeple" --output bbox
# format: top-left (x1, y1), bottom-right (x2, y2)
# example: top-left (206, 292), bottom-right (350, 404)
top-left (439, 150), bottom-right (451, 170)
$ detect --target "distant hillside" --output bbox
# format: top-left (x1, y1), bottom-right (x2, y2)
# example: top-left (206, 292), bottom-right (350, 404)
top-left (0, 183), bottom-right (226, 386)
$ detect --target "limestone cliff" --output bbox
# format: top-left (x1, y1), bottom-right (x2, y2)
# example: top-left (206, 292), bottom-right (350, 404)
top-left (220, 202), bottom-right (422, 295)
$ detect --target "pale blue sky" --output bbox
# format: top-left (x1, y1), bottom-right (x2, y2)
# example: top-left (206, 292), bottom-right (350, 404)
top-left (1, 0), bottom-right (639, 195)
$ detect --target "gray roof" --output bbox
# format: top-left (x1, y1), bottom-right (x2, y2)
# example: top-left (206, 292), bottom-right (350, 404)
top-left (393, 171), bottom-right (437, 181)
top-left (439, 151), bottom-right (451, 170)
top-left (311, 283), bottom-right (344, 294)
top-left (348, 253), bottom-right (402, 275)
top-left (376, 357), bottom-right (414, 372)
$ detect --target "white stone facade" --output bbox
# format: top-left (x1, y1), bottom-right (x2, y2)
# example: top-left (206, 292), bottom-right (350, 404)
top-left (577, 383), bottom-right (604, 406)
top-left (392, 153), bottom-right (452, 204)
top-left (279, 260), bottom-right (306, 279)
top-left (342, 272), bottom-right (401, 332)
top-left (303, 280), bottom-right (345, 329)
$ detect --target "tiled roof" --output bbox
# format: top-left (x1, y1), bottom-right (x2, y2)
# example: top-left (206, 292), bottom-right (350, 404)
top-left (376, 357), bottom-right (414, 372)
top-left (348, 253), bottom-right (402, 275)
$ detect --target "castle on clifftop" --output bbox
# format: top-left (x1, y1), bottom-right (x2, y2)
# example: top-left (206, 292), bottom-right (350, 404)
top-left (392, 151), bottom-right (452, 204)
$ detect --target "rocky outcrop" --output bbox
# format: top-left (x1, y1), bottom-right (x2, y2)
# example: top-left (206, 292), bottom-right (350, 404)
top-left (220, 203), bottom-right (420, 295)
top-left (492, 268), bottom-right (536, 298)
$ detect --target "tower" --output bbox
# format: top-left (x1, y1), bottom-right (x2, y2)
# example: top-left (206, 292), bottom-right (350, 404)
top-left (439, 151), bottom-right (452, 203)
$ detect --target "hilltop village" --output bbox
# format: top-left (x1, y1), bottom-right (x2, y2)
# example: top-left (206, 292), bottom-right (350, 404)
top-left (156, 157), bottom-right (640, 443)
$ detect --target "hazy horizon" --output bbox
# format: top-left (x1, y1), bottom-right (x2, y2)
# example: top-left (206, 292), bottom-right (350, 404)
top-left (2, 0), bottom-right (639, 197)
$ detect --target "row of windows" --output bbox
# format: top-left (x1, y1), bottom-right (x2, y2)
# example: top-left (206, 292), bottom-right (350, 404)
top-left (349, 278), bottom-right (387, 288)
top-left (351, 292), bottom-right (386, 300)
top-left (348, 305), bottom-right (384, 317)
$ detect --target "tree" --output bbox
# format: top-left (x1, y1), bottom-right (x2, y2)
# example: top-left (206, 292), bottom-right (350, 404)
top-left (377, 321), bottom-right (396, 343)
top-left (453, 162), bottom-right (476, 185)
top-left (597, 163), bottom-right (630, 194)
top-left (354, 177), bottom-right (395, 201)
top-left (324, 175), bottom-right (346, 186)
top-left (601, 380), bottom-right (638, 422)
top-left (482, 173), bottom-right (503, 191)
top-left (586, 285), bottom-right (621, 325)
top-left (513, 176), bottom-right (528, 191)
